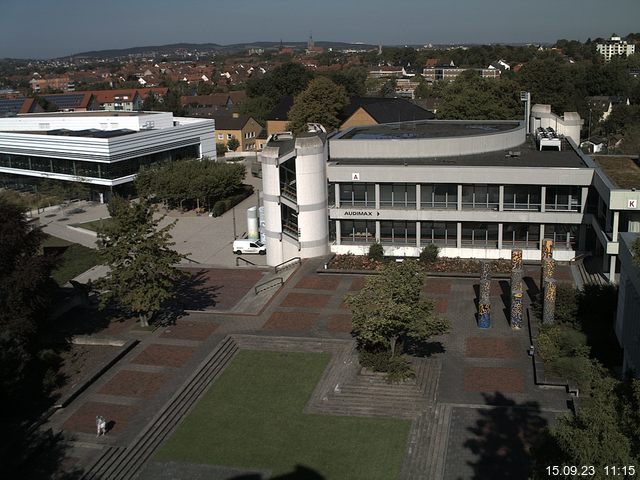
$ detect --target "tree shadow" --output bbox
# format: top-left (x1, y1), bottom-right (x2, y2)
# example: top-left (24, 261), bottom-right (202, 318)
top-left (4, 428), bottom-right (83, 480)
top-left (463, 392), bottom-right (548, 480)
top-left (176, 269), bottom-right (224, 311)
top-left (498, 280), bottom-right (511, 327)
top-left (522, 276), bottom-right (539, 304)
top-left (405, 339), bottom-right (446, 357)
top-left (52, 304), bottom-right (125, 338)
top-left (230, 465), bottom-right (325, 480)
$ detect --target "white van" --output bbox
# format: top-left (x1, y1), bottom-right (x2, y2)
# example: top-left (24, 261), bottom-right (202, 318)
top-left (233, 239), bottom-right (266, 255)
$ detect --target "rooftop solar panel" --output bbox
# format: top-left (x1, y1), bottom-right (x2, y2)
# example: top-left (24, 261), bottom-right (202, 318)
top-left (40, 94), bottom-right (85, 109)
top-left (0, 98), bottom-right (27, 116)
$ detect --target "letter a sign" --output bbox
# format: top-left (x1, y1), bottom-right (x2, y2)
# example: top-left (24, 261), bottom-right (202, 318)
top-left (629, 199), bottom-right (638, 209)
top-left (352, 172), bottom-right (360, 181)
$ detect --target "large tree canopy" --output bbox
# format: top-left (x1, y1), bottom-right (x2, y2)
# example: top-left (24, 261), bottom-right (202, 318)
top-left (96, 197), bottom-right (186, 327)
top-left (346, 260), bottom-right (449, 356)
top-left (135, 159), bottom-right (245, 210)
top-left (436, 71), bottom-right (522, 120)
top-left (287, 77), bottom-right (349, 133)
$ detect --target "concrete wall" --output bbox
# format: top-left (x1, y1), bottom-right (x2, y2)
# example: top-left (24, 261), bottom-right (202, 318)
top-left (529, 104), bottom-right (583, 145)
top-left (0, 111), bottom-right (175, 131)
top-left (295, 136), bottom-right (330, 259)
top-left (260, 145), bottom-right (284, 266)
top-left (330, 121), bottom-right (525, 159)
top-left (327, 163), bottom-right (593, 186)
top-left (615, 233), bottom-right (640, 376)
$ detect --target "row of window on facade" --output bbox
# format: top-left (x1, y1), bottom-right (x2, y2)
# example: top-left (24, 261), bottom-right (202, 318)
top-left (336, 220), bottom-right (578, 250)
top-left (0, 146), bottom-right (199, 180)
top-left (331, 183), bottom-right (582, 212)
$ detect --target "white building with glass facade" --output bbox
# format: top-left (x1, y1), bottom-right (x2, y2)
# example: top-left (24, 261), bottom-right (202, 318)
top-left (0, 111), bottom-right (215, 200)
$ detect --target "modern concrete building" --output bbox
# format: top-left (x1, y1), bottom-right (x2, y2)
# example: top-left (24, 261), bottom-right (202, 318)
top-left (597, 35), bottom-right (636, 62)
top-left (615, 233), bottom-right (640, 375)
top-left (259, 105), bottom-right (640, 281)
top-left (260, 128), bottom-right (330, 266)
top-left (0, 110), bottom-right (215, 201)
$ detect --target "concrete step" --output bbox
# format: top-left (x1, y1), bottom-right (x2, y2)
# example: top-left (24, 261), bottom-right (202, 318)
top-left (81, 336), bottom-right (239, 480)
top-left (423, 404), bottom-right (453, 480)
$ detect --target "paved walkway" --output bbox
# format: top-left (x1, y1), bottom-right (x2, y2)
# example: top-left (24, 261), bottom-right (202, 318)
top-left (44, 258), bottom-right (571, 480)
top-left (32, 161), bottom-right (267, 267)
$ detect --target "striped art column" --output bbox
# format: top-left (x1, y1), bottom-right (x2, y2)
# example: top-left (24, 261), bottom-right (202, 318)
top-left (478, 261), bottom-right (492, 329)
top-left (510, 249), bottom-right (524, 328)
top-left (511, 288), bottom-right (523, 329)
top-left (543, 278), bottom-right (557, 324)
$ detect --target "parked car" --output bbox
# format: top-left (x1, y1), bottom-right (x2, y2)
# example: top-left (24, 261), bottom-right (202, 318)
top-left (233, 239), bottom-right (266, 255)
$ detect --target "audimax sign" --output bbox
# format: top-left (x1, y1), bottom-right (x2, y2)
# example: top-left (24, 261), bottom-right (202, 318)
top-left (343, 211), bottom-right (380, 217)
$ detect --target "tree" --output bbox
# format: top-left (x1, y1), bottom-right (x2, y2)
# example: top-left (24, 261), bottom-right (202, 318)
top-left (437, 72), bottom-right (522, 120)
top-left (135, 159), bottom-right (245, 211)
top-left (367, 242), bottom-right (384, 261)
top-left (95, 197), bottom-right (186, 327)
top-left (246, 62), bottom-right (313, 99)
top-left (216, 142), bottom-right (227, 157)
top-left (240, 95), bottom-right (275, 125)
top-left (346, 260), bottom-right (449, 356)
top-left (287, 77), bottom-right (349, 133)
top-left (0, 197), bottom-right (58, 473)
top-left (534, 374), bottom-right (640, 478)
top-left (226, 137), bottom-right (240, 152)
top-left (141, 91), bottom-right (160, 111)
top-left (632, 236), bottom-right (640, 266)
top-left (323, 66), bottom-right (368, 97)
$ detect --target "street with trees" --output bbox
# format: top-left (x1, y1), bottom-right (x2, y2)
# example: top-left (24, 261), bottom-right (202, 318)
top-left (95, 197), bottom-right (186, 327)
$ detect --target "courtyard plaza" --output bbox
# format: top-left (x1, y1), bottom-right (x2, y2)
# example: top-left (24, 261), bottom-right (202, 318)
top-left (30, 160), bottom-right (267, 270)
top-left (43, 254), bottom-right (571, 480)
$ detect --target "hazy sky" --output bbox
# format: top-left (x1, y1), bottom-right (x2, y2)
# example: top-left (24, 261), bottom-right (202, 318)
top-left (1, 0), bottom-right (639, 59)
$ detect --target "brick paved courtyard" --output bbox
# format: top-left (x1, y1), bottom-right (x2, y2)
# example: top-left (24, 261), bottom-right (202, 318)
top-left (46, 259), bottom-right (571, 480)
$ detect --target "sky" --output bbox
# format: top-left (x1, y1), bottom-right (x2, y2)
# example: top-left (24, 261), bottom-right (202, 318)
top-left (1, 0), bottom-right (639, 59)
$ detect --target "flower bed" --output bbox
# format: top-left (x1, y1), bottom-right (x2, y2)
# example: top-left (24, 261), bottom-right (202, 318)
top-left (328, 253), bottom-right (511, 274)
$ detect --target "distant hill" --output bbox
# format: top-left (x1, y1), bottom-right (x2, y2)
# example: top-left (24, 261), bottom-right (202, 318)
top-left (68, 41), bottom-right (378, 59)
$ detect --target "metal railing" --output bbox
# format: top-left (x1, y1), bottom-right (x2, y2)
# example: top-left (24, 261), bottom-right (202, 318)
top-left (236, 257), bottom-right (257, 267)
top-left (274, 257), bottom-right (301, 274)
top-left (254, 277), bottom-right (284, 294)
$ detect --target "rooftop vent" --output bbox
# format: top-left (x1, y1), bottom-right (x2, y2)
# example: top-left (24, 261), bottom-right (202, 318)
top-left (535, 127), bottom-right (562, 151)
top-left (267, 131), bottom-right (293, 142)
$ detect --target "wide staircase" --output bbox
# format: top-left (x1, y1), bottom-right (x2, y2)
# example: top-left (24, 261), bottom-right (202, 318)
top-left (81, 336), bottom-right (239, 480)
top-left (574, 255), bottom-right (609, 287)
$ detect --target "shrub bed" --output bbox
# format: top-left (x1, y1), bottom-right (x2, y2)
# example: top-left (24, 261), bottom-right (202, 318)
top-left (210, 185), bottom-right (254, 217)
top-left (329, 253), bottom-right (510, 274)
top-left (359, 350), bottom-right (415, 383)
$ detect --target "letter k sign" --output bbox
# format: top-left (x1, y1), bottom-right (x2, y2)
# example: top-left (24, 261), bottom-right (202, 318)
top-left (629, 199), bottom-right (637, 209)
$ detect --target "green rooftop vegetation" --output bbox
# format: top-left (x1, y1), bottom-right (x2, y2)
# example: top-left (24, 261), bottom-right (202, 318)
top-left (594, 155), bottom-right (640, 190)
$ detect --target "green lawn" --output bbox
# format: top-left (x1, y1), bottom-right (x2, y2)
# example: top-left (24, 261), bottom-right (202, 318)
top-left (42, 235), bottom-right (99, 285)
top-left (71, 218), bottom-right (112, 232)
top-left (156, 350), bottom-right (411, 479)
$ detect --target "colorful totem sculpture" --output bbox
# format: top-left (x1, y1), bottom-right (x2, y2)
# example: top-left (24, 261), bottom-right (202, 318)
top-left (511, 289), bottom-right (523, 329)
top-left (478, 261), bottom-right (491, 328)
top-left (543, 278), bottom-right (557, 324)
top-left (510, 249), bottom-right (524, 329)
